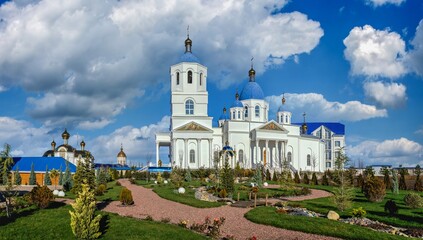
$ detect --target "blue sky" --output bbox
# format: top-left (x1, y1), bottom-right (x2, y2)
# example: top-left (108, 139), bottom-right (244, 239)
top-left (0, 0), bottom-right (422, 167)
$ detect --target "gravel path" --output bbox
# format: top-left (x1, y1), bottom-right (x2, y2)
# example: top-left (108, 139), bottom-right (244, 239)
top-left (102, 180), bottom-right (338, 240)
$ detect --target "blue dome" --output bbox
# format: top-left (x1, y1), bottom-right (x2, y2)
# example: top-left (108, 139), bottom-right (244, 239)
top-left (219, 113), bottom-right (229, 120)
top-left (222, 145), bottom-right (233, 151)
top-left (179, 52), bottom-right (200, 63)
top-left (231, 99), bottom-right (244, 108)
top-left (239, 81), bottom-right (264, 100)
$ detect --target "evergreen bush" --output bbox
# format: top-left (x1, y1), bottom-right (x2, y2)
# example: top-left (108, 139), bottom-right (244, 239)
top-left (294, 172), bottom-right (300, 184)
top-left (266, 169), bottom-right (271, 181)
top-left (391, 169), bottom-right (399, 194)
top-left (363, 177), bottom-right (386, 202)
top-left (43, 166), bottom-right (51, 186)
top-left (404, 193), bottom-right (423, 208)
top-left (14, 167), bottom-right (22, 185)
top-left (95, 184), bottom-right (107, 196)
top-left (399, 168), bottom-right (408, 190)
top-left (29, 162), bottom-right (36, 185)
top-left (119, 187), bottom-right (134, 205)
top-left (311, 172), bottom-right (318, 185)
top-left (302, 172), bottom-right (309, 185)
top-left (414, 165), bottom-right (422, 191)
top-left (185, 167), bottom-right (192, 182)
top-left (72, 153), bottom-right (96, 194)
top-left (384, 200), bottom-right (398, 215)
top-left (28, 185), bottom-right (54, 209)
top-left (69, 182), bottom-right (102, 239)
top-left (321, 172), bottom-right (329, 186)
top-left (221, 156), bottom-right (234, 193)
top-left (351, 207), bottom-right (366, 218)
top-left (63, 161), bottom-right (73, 191)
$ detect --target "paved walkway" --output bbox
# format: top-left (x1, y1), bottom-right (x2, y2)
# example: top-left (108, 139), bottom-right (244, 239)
top-left (101, 180), bottom-right (338, 240)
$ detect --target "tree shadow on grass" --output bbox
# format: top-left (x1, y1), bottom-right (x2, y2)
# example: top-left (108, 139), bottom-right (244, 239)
top-left (99, 214), bottom-right (110, 236)
top-left (97, 200), bottom-right (112, 210)
top-left (369, 210), bottom-right (423, 226)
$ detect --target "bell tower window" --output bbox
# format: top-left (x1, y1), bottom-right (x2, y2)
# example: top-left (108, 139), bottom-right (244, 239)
top-left (176, 72), bottom-right (180, 85)
top-left (200, 73), bottom-right (203, 86)
top-left (245, 106), bottom-right (248, 118)
top-left (185, 100), bottom-right (194, 115)
top-left (255, 105), bottom-right (260, 117)
top-left (188, 71), bottom-right (193, 84)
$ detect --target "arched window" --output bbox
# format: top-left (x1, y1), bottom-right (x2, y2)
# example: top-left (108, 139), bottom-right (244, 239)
top-left (176, 72), bottom-right (180, 85)
top-left (199, 73), bottom-right (203, 86)
top-left (232, 111), bottom-right (235, 119)
top-left (244, 106), bottom-right (248, 118)
top-left (185, 100), bottom-right (194, 115)
top-left (280, 115), bottom-right (282, 123)
top-left (237, 111), bottom-right (241, 119)
top-left (239, 150), bottom-right (244, 163)
top-left (255, 105), bottom-right (260, 117)
top-left (307, 154), bottom-right (311, 166)
top-left (285, 115), bottom-right (288, 123)
top-left (287, 152), bottom-right (292, 162)
top-left (189, 149), bottom-right (195, 163)
top-left (188, 70), bottom-right (193, 84)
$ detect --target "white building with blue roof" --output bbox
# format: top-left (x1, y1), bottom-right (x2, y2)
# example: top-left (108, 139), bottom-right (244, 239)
top-left (156, 35), bottom-right (345, 172)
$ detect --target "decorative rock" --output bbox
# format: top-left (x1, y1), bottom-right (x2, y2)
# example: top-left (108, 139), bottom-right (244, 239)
top-left (178, 187), bottom-right (186, 194)
top-left (250, 183), bottom-right (256, 187)
top-left (53, 189), bottom-right (59, 195)
top-left (327, 210), bottom-right (340, 220)
top-left (58, 191), bottom-right (65, 197)
top-left (263, 182), bottom-right (268, 187)
top-left (154, 180), bottom-right (158, 184)
top-left (164, 180), bottom-right (168, 184)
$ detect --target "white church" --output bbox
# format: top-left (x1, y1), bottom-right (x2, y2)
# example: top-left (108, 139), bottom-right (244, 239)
top-left (156, 35), bottom-right (345, 172)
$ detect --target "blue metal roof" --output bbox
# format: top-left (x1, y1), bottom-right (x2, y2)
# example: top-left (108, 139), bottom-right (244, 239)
top-left (219, 113), bottom-right (229, 120)
top-left (11, 157), bottom-right (76, 173)
top-left (231, 99), bottom-right (244, 108)
top-left (148, 167), bottom-right (172, 172)
top-left (239, 81), bottom-right (264, 100)
top-left (179, 52), bottom-right (200, 63)
top-left (295, 122), bottom-right (345, 135)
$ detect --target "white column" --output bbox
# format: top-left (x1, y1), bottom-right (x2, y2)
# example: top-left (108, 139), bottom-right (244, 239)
top-left (184, 139), bottom-right (188, 169)
top-left (255, 140), bottom-right (259, 166)
top-left (197, 139), bottom-right (201, 168)
top-left (208, 139), bottom-right (212, 168)
top-left (156, 142), bottom-right (159, 166)
top-left (276, 140), bottom-right (280, 169)
top-left (265, 140), bottom-right (269, 167)
top-left (171, 139), bottom-right (176, 168)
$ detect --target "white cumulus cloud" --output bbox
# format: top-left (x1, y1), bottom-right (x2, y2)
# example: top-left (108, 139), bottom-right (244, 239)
top-left (365, 0), bottom-right (406, 7)
top-left (265, 93), bottom-right (387, 122)
top-left (0, 0), bottom-right (323, 129)
top-left (343, 25), bottom-right (406, 79)
top-left (363, 81), bottom-right (407, 108)
top-left (406, 20), bottom-right (423, 77)
top-left (348, 137), bottom-right (423, 167)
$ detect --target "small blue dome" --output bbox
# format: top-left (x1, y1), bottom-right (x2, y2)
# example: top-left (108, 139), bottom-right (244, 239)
top-left (179, 52), bottom-right (200, 63)
top-left (222, 145), bottom-right (233, 151)
top-left (219, 113), bottom-right (229, 120)
top-left (239, 81), bottom-right (264, 100)
top-left (231, 99), bottom-right (244, 108)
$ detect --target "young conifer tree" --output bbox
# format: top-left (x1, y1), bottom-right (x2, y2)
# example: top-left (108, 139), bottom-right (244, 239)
top-left (69, 182), bottom-right (102, 239)
top-left (29, 162), bottom-right (36, 185)
top-left (44, 166), bottom-right (51, 186)
top-left (14, 166), bottom-right (22, 185)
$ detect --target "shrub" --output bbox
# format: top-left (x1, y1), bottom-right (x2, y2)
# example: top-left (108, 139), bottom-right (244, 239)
top-left (145, 215), bottom-right (153, 221)
top-left (351, 207), bottom-right (366, 218)
top-left (219, 188), bottom-right (227, 198)
top-left (189, 216), bottom-right (225, 239)
top-left (404, 193), bottom-right (423, 209)
top-left (384, 200), bottom-right (398, 215)
top-left (294, 172), bottom-right (301, 184)
top-left (302, 173), bottom-right (310, 184)
top-left (321, 173), bottom-right (329, 186)
top-left (276, 208), bottom-right (287, 214)
top-left (311, 172), bottom-right (318, 185)
top-left (115, 181), bottom-right (121, 186)
top-left (69, 182), bottom-right (102, 240)
top-left (119, 187), bottom-right (134, 205)
top-left (95, 184), bottom-right (107, 196)
top-left (27, 185), bottom-right (54, 209)
top-left (161, 217), bottom-right (171, 223)
top-left (251, 186), bottom-right (259, 193)
top-left (129, 178), bottom-right (136, 184)
top-left (363, 177), bottom-right (386, 202)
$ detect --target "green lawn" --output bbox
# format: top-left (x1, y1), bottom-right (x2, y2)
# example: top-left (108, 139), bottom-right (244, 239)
top-left (151, 184), bottom-right (225, 208)
top-left (245, 206), bottom-right (407, 240)
top-left (297, 185), bottom-right (423, 229)
top-left (64, 181), bottom-right (123, 201)
top-left (0, 203), bottom-right (206, 240)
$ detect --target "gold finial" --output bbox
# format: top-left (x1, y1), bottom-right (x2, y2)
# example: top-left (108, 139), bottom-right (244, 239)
top-left (185, 26), bottom-right (192, 53)
top-left (248, 57), bottom-right (256, 82)
top-left (187, 25), bottom-right (189, 38)
top-left (235, 91), bottom-right (239, 100)
top-left (282, 93), bottom-right (286, 105)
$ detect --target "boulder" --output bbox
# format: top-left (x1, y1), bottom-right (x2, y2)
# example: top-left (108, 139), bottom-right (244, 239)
top-left (164, 180), bottom-right (168, 184)
top-left (263, 182), bottom-right (269, 187)
top-left (53, 189), bottom-right (59, 195)
top-left (327, 210), bottom-right (340, 220)
top-left (58, 191), bottom-right (65, 197)
top-left (178, 187), bottom-right (186, 194)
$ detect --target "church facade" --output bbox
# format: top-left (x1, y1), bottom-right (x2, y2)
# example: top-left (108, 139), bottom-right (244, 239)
top-left (156, 36), bottom-right (345, 172)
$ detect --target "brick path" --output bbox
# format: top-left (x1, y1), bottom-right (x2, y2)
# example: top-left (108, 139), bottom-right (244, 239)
top-left (101, 179), bottom-right (338, 240)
